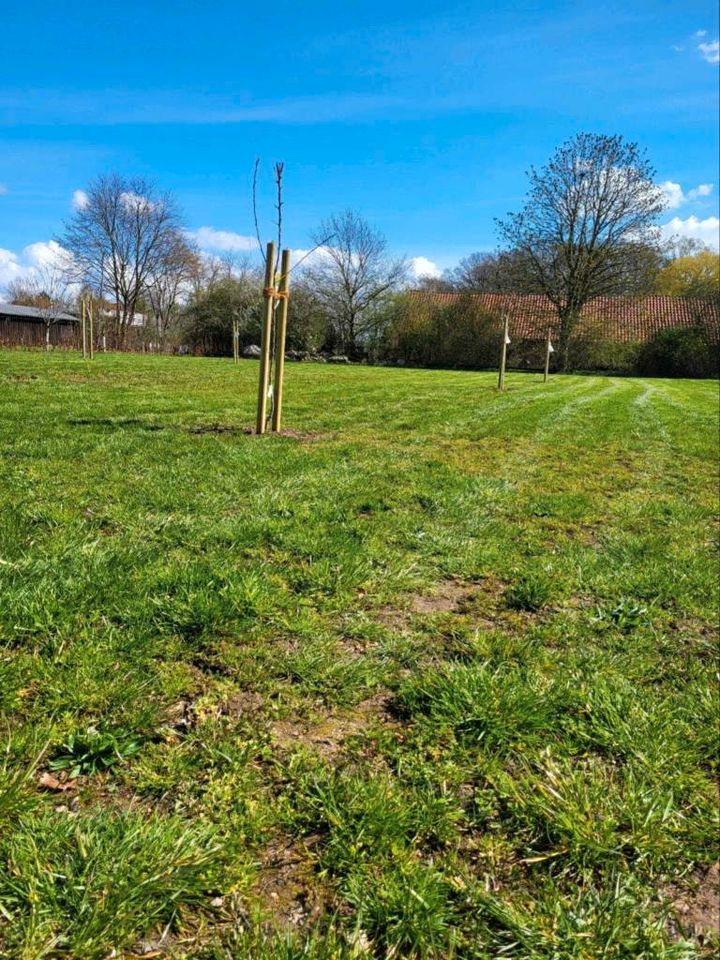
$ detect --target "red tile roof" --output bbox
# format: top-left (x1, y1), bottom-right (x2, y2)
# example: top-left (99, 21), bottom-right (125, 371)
top-left (406, 292), bottom-right (719, 343)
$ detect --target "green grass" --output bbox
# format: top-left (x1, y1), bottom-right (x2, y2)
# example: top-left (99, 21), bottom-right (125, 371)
top-left (0, 351), bottom-right (718, 959)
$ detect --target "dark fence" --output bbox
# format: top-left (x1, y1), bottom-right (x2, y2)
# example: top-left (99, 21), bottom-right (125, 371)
top-left (0, 318), bottom-right (175, 354)
top-left (0, 318), bottom-right (80, 349)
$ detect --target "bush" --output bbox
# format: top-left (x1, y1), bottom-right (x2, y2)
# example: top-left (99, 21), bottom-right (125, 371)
top-left (566, 337), bottom-right (640, 374)
top-left (635, 324), bottom-right (718, 378)
top-left (381, 293), bottom-right (502, 368)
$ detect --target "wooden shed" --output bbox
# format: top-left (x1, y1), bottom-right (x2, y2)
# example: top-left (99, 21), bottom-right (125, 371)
top-left (0, 303), bottom-right (79, 348)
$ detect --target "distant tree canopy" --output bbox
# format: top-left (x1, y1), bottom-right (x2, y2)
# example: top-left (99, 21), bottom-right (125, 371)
top-left (443, 250), bottom-right (533, 293)
top-left (145, 237), bottom-right (201, 348)
top-left (656, 250), bottom-right (719, 300)
top-left (7, 281), bottom-right (53, 309)
top-left (182, 273), bottom-right (262, 356)
top-left (495, 133), bottom-right (665, 369)
top-left (60, 174), bottom-right (186, 347)
top-left (304, 210), bottom-right (407, 356)
top-left (382, 292), bottom-right (502, 368)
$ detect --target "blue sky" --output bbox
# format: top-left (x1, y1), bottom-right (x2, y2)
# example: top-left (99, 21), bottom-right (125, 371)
top-left (1, 0), bottom-right (718, 291)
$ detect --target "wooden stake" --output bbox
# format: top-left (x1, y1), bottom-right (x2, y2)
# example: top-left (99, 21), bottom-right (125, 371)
top-left (543, 328), bottom-right (551, 383)
top-left (81, 298), bottom-right (87, 359)
top-left (498, 314), bottom-right (509, 391)
top-left (271, 249), bottom-right (291, 433)
top-left (256, 241), bottom-right (275, 435)
top-left (89, 300), bottom-right (95, 360)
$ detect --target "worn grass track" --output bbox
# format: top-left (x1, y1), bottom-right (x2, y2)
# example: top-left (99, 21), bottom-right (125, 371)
top-left (0, 351), bottom-right (718, 959)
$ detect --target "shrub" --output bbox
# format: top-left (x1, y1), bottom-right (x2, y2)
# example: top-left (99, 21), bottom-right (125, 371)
top-left (635, 323), bottom-right (718, 378)
top-left (381, 293), bottom-right (501, 368)
top-left (566, 337), bottom-right (640, 373)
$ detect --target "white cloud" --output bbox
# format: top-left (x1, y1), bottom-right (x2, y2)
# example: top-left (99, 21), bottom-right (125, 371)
top-left (0, 249), bottom-right (23, 292)
top-left (660, 180), bottom-right (714, 209)
top-left (289, 246), bottom-right (333, 270)
top-left (0, 241), bottom-right (73, 297)
top-left (187, 226), bottom-right (257, 253)
top-left (0, 183), bottom-right (8, 196)
top-left (698, 39), bottom-right (719, 63)
top-left (72, 189), bottom-right (89, 210)
top-left (694, 29), bottom-right (707, 38)
top-left (408, 256), bottom-right (441, 279)
top-left (24, 240), bottom-right (70, 268)
top-left (661, 216), bottom-right (720, 249)
top-left (660, 181), bottom-right (685, 209)
top-left (687, 183), bottom-right (713, 200)
top-left (119, 191), bottom-right (159, 213)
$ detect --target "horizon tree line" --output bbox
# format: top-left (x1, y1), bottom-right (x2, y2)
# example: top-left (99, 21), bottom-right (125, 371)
top-left (4, 133), bottom-right (718, 365)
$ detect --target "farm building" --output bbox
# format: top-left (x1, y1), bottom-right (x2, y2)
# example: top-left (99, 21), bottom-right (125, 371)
top-left (393, 293), bottom-right (719, 372)
top-left (406, 292), bottom-right (720, 344)
top-left (0, 302), bottom-right (79, 348)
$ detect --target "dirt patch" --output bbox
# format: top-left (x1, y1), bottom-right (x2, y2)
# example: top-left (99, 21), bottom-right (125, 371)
top-left (275, 428), bottom-right (329, 442)
top-left (188, 425), bottom-right (328, 441)
top-left (164, 690), bottom-right (266, 735)
top-left (254, 836), bottom-right (332, 929)
top-left (377, 577), bottom-right (506, 632)
top-left (68, 417), bottom-right (166, 431)
top-left (188, 424), bottom-right (246, 435)
top-left (220, 691), bottom-right (266, 717)
top-left (409, 580), bottom-right (479, 614)
top-left (270, 693), bottom-right (392, 760)
top-left (665, 863), bottom-right (720, 948)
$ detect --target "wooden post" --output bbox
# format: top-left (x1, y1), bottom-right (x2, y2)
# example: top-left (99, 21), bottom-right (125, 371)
top-left (256, 241), bottom-right (275, 434)
top-left (543, 328), bottom-right (552, 383)
top-left (89, 300), bottom-right (95, 360)
top-left (271, 249), bottom-right (291, 433)
top-left (498, 314), bottom-right (509, 391)
top-left (81, 298), bottom-right (87, 359)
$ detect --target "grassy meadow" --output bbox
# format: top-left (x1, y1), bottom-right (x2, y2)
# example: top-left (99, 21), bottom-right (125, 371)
top-left (0, 351), bottom-right (718, 959)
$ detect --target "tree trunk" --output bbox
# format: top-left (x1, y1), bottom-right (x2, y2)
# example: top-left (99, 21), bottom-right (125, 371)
top-left (557, 308), bottom-right (577, 372)
top-left (45, 324), bottom-right (51, 352)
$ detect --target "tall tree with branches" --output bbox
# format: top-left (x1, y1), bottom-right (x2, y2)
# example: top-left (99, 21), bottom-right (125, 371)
top-left (496, 133), bottom-right (665, 369)
top-left (60, 174), bottom-right (183, 346)
top-left (144, 236), bottom-right (200, 349)
top-left (305, 210), bottom-right (407, 356)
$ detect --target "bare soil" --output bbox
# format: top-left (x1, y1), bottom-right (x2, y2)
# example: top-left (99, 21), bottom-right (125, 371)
top-left (254, 836), bottom-right (334, 929)
top-left (665, 862), bottom-right (720, 948)
top-left (270, 693), bottom-right (392, 760)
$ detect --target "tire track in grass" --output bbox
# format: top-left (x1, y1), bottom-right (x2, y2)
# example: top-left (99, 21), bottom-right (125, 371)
top-left (457, 376), bottom-right (605, 442)
top-left (472, 379), bottom-right (666, 579)
top-left (641, 379), bottom-right (720, 455)
top-left (486, 376), bottom-right (629, 489)
top-left (389, 379), bottom-right (639, 586)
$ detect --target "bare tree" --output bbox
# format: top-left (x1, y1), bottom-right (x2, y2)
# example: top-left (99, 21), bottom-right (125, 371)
top-left (496, 133), bottom-right (664, 368)
top-left (8, 256), bottom-right (73, 350)
top-left (305, 210), bottom-right (407, 356)
top-left (444, 250), bottom-right (537, 293)
top-left (661, 235), bottom-right (711, 263)
top-left (144, 236), bottom-right (200, 349)
top-left (60, 174), bottom-right (183, 347)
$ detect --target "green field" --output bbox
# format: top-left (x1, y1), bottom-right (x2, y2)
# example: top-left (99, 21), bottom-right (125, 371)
top-left (0, 352), bottom-right (718, 959)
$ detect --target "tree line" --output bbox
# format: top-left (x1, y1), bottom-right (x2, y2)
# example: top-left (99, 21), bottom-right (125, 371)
top-left (6, 133), bottom-right (718, 371)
